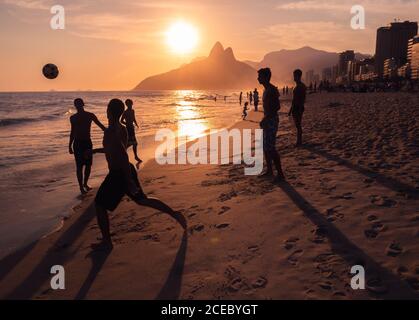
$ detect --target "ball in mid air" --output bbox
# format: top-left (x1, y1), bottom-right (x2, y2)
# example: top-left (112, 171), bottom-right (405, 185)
top-left (42, 63), bottom-right (59, 79)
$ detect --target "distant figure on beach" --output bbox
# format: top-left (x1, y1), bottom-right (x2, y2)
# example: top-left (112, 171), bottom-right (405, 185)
top-left (242, 102), bottom-right (249, 120)
top-left (283, 87), bottom-right (286, 95)
top-left (286, 86), bottom-right (289, 95)
top-left (239, 91), bottom-right (243, 105)
top-left (249, 91), bottom-right (253, 105)
top-left (93, 99), bottom-right (186, 248)
top-left (224, 96), bottom-right (227, 102)
top-left (288, 69), bottom-right (307, 147)
top-left (69, 98), bottom-right (106, 195)
top-left (121, 99), bottom-right (142, 163)
top-left (258, 68), bottom-right (285, 182)
top-left (253, 88), bottom-right (259, 112)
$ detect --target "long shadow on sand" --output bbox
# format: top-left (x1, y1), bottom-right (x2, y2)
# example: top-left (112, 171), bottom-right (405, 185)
top-left (0, 242), bottom-right (37, 283)
top-left (4, 203), bottom-right (97, 299)
top-left (75, 247), bottom-right (112, 300)
top-left (155, 231), bottom-right (188, 300)
top-left (303, 144), bottom-right (418, 199)
top-left (278, 181), bottom-right (418, 299)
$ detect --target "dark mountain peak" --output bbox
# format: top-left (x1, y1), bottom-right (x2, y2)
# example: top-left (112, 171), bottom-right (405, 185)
top-left (224, 47), bottom-right (236, 61)
top-left (209, 42), bottom-right (225, 58)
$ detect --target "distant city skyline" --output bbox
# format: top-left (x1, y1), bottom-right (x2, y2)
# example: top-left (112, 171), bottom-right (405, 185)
top-left (1, 0), bottom-right (418, 91)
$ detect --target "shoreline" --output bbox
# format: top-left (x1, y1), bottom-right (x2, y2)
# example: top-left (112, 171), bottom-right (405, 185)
top-left (1, 92), bottom-right (418, 299)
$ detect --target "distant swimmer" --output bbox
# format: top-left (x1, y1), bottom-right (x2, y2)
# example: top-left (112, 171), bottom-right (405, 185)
top-left (288, 69), bottom-right (307, 147)
top-left (93, 99), bottom-right (186, 249)
top-left (258, 68), bottom-right (285, 182)
top-left (239, 91), bottom-right (243, 105)
top-left (121, 99), bottom-right (142, 163)
top-left (69, 98), bottom-right (106, 195)
top-left (253, 88), bottom-right (259, 112)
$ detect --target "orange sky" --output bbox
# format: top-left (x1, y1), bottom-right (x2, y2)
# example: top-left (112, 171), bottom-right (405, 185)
top-left (0, 0), bottom-right (418, 91)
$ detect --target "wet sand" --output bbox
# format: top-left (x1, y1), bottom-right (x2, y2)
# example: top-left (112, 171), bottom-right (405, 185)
top-left (1, 92), bottom-right (418, 299)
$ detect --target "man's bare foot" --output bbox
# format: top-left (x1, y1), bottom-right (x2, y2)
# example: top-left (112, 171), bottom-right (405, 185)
top-left (84, 184), bottom-right (92, 191)
top-left (80, 187), bottom-right (87, 195)
top-left (258, 171), bottom-right (273, 178)
top-left (135, 157), bottom-right (143, 163)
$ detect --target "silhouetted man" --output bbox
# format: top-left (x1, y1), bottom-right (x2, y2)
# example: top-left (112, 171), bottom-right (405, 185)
top-left (288, 69), bottom-right (307, 147)
top-left (239, 91), bottom-right (243, 105)
top-left (93, 99), bottom-right (186, 248)
top-left (253, 88), bottom-right (259, 112)
top-left (69, 98), bottom-right (106, 195)
top-left (121, 99), bottom-right (142, 163)
top-left (258, 68), bottom-right (285, 182)
top-left (249, 91), bottom-right (253, 105)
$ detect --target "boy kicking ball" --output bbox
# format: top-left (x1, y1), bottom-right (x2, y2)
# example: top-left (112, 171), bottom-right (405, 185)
top-left (93, 99), bottom-right (186, 249)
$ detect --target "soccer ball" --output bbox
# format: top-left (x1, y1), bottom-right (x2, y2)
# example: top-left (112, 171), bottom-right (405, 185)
top-left (42, 63), bottom-right (59, 79)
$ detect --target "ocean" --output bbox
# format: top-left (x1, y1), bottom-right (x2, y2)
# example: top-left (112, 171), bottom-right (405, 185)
top-left (0, 90), bottom-right (244, 259)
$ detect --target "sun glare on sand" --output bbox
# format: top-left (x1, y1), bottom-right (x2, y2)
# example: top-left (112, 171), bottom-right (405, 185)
top-left (166, 21), bottom-right (199, 54)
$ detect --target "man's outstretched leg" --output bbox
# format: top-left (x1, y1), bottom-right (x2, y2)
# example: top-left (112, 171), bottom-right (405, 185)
top-left (131, 193), bottom-right (187, 229)
top-left (260, 152), bottom-right (274, 177)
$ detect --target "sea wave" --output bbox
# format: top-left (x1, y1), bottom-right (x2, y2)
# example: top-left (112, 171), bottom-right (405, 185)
top-left (0, 113), bottom-right (63, 127)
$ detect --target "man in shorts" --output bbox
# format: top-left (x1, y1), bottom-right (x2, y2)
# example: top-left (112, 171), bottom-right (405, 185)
top-left (288, 69), bottom-right (307, 147)
top-left (69, 98), bottom-right (106, 195)
top-left (93, 99), bottom-right (186, 248)
top-left (258, 68), bottom-right (285, 182)
top-left (122, 99), bottom-right (142, 163)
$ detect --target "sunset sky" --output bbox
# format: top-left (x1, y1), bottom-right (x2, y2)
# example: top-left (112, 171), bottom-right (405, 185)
top-left (1, 0), bottom-right (418, 91)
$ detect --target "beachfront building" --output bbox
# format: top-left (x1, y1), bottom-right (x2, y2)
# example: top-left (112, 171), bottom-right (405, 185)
top-left (322, 67), bottom-right (332, 82)
top-left (375, 21), bottom-right (418, 78)
top-left (305, 69), bottom-right (314, 85)
top-left (331, 65), bottom-right (339, 84)
top-left (383, 58), bottom-right (398, 79)
top-left (338, 50), bottom-right (355, 77)
top-left (408, 35), bottom-right (419, 80)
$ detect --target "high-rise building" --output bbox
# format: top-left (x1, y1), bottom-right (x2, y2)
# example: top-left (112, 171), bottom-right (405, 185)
top-left (338, 50), bottom-right (355, 76)
top-left (374, 21), bottom-right (418, 78)
top-left (331, 65), bottom-right (339, 84)
top-left (322, 67), bottom-right (332, 81)
top-left (305, 69), bottom-right (314, 84)
top-left (408, 35), bottom-right (419, 80)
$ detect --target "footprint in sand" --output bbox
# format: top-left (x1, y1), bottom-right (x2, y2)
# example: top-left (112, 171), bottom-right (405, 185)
top-left (189, 223), bottom-right (205, 234)
top-left (364, 220), bottom-right (387, 239)
top-left (218, 206), bottom-right (231, 215)
top-left (386, 242), bottom-right (403, 257)
top-left (287, 249), bottom-right (304, 266)
top-left (218, 190), bottom-right (238, 202)
top-left (370, 195), bottom-right (397, 207)
top-left (216, 223), bottom-right (230, 229)
top-left (318, 281), bottom-right (333, 291)
top-left (252, 276), bottom-right (268, 289)
top-left (310, 226), bottom-right (328, 244)
top-left (283, 237), bottom-right (300, 250)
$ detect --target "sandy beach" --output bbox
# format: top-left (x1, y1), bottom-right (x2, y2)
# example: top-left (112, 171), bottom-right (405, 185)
top-left (0, 92), bottom-right (418, 300)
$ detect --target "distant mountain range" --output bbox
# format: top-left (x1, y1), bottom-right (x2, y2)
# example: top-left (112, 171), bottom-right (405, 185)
top-left (133, 43), bottom-right (370, 90)
top-left (245, 46), bottom-right (370, 85)
top-left (134, 42), bottom-right (257, 90)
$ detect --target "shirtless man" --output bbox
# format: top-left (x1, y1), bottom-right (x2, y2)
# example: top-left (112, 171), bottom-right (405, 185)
top-left (258, 68), bottom-right (285, 182)
top-left (69, 98), bottom-right (106, 195)
top-left (288, 69), bottom-right (307, 147)
top-left (121, 99), bottom-right (142, 163)
top-left (93, 99), bottom-right (186, 248)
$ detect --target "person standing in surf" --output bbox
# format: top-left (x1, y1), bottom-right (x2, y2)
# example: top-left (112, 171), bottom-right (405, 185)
top-left (121, 99), bottom-right (142, 163)
top-left (69, 98), bottom-right (106, 195)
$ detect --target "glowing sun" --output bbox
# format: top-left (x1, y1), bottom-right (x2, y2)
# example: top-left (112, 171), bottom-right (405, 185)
top-left (166, 21), bottom-right (199, 54)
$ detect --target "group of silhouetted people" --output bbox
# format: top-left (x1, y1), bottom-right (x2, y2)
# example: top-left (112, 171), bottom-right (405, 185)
top-left (69, 98), bottom-right (186, 248)
top-left (257, 68), bottom-right (307, 181)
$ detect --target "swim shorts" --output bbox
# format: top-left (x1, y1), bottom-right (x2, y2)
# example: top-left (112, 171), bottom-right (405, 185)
top-left (95, 163), bottom-right (145, 211)
top-left (73, 139), bottom-right (93, 166)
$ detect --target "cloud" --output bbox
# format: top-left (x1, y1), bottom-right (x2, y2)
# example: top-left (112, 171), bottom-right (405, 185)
top-left (259, 21), bottom-right (375, 53)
